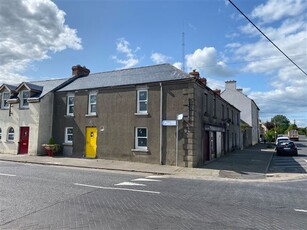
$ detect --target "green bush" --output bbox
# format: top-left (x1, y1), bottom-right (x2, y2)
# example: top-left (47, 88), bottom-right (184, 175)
top-left (48, 137), bottom-right (55, 145)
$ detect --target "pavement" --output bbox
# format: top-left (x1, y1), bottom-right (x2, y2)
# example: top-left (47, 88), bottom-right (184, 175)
top-left (0, 143), bottom-right (306, 181)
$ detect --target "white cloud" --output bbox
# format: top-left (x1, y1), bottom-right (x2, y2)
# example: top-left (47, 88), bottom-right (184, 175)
top-left (185, 47), bottom-right (234, 77)
top-left (172, 62), bottom-right (183, 70)
top-left (251, 0), bottom-right (306, 24)
top-left (227, 0), bottom-right (307, 126)
top-left (112, 38), bottom-right (140, 69)
top-left (0, 0), bottom-right (82, 84)
top-left (151, 53), bottom-right (171, 64)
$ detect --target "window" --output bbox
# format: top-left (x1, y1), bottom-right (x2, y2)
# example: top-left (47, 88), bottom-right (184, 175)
top-left (20, 90), bottom-right (30, 108)
top-left (7, 127), bottom-right (14, 141)
top-left (67, 95), bottom-right (74, 116)
top-left (65, 127), bottom-right (73, 144)
top-left (137, 90), bottom-right (148, 114)
top-left (135, 127), bottom-right (148, 149)
top-left (88, 92), bottom-right (97, 115)
top-left (0, 128), bottom-right (2, 140)
top-left (1, 92), bottom-right (10, 109)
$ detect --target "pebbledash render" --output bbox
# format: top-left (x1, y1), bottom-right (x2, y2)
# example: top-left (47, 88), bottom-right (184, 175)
top-left (52, 64), bottom-right (240, 167)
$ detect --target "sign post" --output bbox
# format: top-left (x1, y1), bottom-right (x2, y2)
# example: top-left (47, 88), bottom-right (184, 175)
top-left (176, 113), bottom-right (183, 167)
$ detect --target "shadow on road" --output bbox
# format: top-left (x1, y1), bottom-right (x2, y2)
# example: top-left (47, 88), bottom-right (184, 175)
top-left (203, 144), bottom-right (272, 179)
top-left (268, 152), bottom-right (307, 174)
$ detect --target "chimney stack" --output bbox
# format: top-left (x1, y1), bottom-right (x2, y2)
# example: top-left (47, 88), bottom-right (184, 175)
top-left (199, 77), bottom-right (207, 85)
top-left (72, 65), bottom-right (90, 77)
top-left (225, 80), bottom-right (236, 90)
top-left (189, 69), bottom-right (200, 78)
top-left (213, 89), bottom-right (221, 95)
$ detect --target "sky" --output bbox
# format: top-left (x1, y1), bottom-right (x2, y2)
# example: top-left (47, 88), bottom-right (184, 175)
top-left (0, 0), bottom-right (306, 127)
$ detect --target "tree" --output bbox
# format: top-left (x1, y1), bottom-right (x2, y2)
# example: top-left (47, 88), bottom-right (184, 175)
top-left (264, 121), bottom-right (274, 130)
top-left (271, 115), bottom-right (290, 134)
top-left (286, 124), bottom-right (298, 132)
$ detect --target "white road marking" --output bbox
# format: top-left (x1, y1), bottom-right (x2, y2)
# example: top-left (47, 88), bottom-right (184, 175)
top-left (74, 183), bottom-right (160, 194)
top-left (132, 178), bottom-right (161, 182)
top-left (294, 209), bottom-right (307, 213)
top-left (304, 159), bottom-right (307, 163)
top-left (114, 182), bottom-right (146, 186)
top-left (146, 175), bottom-right (166, 179)
top-left (0, 173), bottom-right (16, 177)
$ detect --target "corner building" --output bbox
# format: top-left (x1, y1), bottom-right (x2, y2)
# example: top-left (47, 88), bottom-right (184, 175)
top-left (52, 64), bottom-right (240, 167)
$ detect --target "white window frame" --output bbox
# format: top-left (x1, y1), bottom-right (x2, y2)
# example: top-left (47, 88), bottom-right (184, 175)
top-left (66, 94), bottom-right (74, 116)
top-left (64, 127), bottom-right (73, 144)
top-left (137, 89), bottom-right (148, 114)
top-left (1, 92), bottom-right (10, 109)
top-left (135, 127), bottom-right (148, 150)
top-left (20, 90), bottom-right (30, 109)
top-left (88, 92), bottom-right (97, 115)
top-left (7, 127), bottom-right (14, 142)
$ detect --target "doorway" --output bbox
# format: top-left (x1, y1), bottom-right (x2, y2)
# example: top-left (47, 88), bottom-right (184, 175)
top-left (85, 127), bottom-right (97, 158)
top-left (19, 127), bottom-right (29, 154)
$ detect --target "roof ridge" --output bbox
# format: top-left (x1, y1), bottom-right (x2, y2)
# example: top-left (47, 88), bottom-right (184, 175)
top-left (88, 63), bottom-right (173, 76)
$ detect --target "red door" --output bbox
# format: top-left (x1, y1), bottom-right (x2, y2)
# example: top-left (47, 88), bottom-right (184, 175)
top-left (19, 127), bottom-right (29, 154)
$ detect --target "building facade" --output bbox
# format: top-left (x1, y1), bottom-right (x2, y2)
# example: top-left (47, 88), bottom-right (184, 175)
top-left (221, 80), bottom-right (260, 146)
top-left (52, 64), bottom-right (240, 167)
top-left (0, 79), bottom-right (67, 155)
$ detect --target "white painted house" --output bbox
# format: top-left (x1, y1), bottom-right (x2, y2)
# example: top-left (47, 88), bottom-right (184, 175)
top-left (0, 79), bottom-right (66, 155)
top-left (221, 80), bottom-right (260, 146)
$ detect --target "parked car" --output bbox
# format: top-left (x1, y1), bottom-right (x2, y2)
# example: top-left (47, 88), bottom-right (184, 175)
top-left (275, 136), bottom-right (290, 146)
top-left (276, 141), bottom-right (298, 156)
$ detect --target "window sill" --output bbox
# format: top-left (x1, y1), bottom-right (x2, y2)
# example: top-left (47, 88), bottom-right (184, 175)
top-left (64, 115), bottom-right (75, 118)
top-left (6, 141), bottom-right (14, 143)
top-left (131, 148), bottom-right (149, 154)
top-left (134, 112), bottom-right (149, 116)
top-left (85, 114), bottom-right (97, 117)
top-left (62, 143), bottom-right (73, 146)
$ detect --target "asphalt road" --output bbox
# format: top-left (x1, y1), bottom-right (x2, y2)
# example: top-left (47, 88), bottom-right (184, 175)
top-left (1, 160), bottom-right (307, 229)
top-left (268, 135), bottom-right (307, 173)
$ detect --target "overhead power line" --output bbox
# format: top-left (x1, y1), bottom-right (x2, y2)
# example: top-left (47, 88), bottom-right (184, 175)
top-left (228, 0), bottom-right (307, 76)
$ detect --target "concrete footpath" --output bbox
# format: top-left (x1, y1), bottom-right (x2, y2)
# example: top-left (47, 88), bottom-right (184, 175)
top-left (0, 144), bottom-right (306, 181)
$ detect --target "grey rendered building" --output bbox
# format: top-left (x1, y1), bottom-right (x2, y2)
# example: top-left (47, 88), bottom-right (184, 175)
top-left (52, 64), bottom-right (240, 167)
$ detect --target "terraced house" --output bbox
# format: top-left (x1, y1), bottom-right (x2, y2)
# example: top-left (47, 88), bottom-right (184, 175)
top-left (0, 79), bottom-right (67, 155)
top-left (52, 64), bottom-right (240, 167)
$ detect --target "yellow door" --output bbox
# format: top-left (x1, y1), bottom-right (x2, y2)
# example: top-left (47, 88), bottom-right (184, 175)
top-left (86, 127), bottom-right (97, 158)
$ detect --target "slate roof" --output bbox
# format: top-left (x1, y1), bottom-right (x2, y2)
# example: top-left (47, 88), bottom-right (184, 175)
top-left (30, 78), bottom-right (68, 98)
top-left (58, 64), bottom-right (190, 92)
top-left (0, 84), bottom-right (17, 92)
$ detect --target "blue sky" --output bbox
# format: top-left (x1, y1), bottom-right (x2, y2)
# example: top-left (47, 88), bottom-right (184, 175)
top-left (0, 0), bottom-right (306, 126)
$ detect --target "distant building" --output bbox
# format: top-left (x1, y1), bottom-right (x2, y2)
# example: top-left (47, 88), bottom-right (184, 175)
top-left (221, 80), bottom-right (260, 146)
